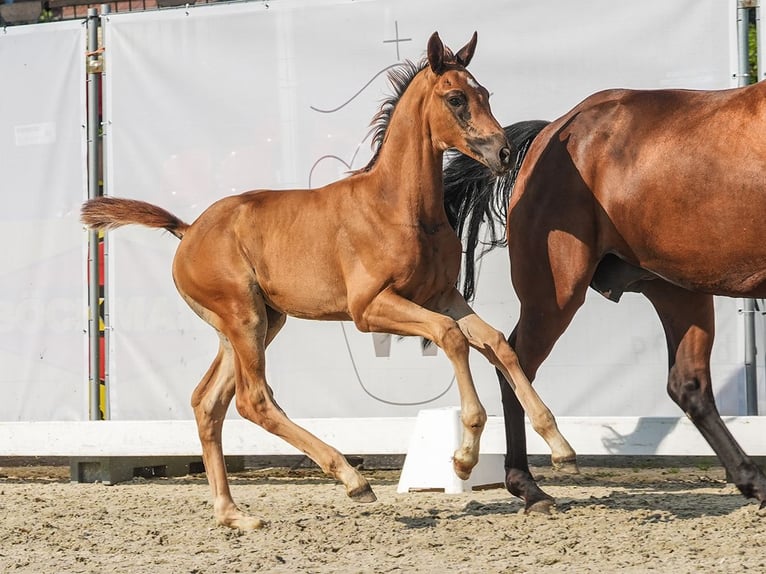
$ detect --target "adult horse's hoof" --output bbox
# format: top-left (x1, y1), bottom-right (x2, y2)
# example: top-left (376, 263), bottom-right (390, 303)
top-left (348, 483), bottom-right (377, 503)
top-left (525, 497), bottom-right (555, 515)
top-left (506, 468), bottom-right (556, 513)
top-left (552, 456), bottom-right (580, 475)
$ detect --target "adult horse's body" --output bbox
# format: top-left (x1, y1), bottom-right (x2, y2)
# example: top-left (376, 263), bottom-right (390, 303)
top-left (82, 32), bottom-right (574, 529)
top-left (444, 82), bottom-right (766, 511)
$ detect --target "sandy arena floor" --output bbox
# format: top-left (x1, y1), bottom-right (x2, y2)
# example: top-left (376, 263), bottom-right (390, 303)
top-left (1, 458), bottom-right (765, 573)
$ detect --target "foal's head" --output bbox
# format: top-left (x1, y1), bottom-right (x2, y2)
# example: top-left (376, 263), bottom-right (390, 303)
top-left (363, 32), bottom-right (512, 177)
top-left (423, 31), bottom-right (511, 176)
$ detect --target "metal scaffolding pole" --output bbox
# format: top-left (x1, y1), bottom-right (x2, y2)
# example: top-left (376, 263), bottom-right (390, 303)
top-left (86, 8), bottom-right (102, 420)
top-left (738, 1), bottom-right (759, 415)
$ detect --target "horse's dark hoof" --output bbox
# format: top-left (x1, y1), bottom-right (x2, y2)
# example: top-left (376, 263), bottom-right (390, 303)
top-left (525, 497), bottom-right (555, 515)
top-left (552, 456), bottom-right (580, 475)
top-left (505, 468), bottom-right (556, 513)
top-left (348, 483), bottom-right (377, 503)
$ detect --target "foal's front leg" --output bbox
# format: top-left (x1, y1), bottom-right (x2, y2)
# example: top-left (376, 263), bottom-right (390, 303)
top-left (360, 292), bottom-right (487, 479)
top-left (437, 289), bottom-right (578, 473)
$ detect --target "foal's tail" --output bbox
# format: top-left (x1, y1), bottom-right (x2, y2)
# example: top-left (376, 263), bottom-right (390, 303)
top-left (443, 119), bottom-right (549, 301)
top-left (81, 197), bottom-right (190, 240)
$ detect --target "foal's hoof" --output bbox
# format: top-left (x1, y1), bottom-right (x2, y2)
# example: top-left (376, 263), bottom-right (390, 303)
top-left (552, 456), bottom-right (580, 475)
top-left (238, 517), bottom-right (267, 530)
top-left (452, 458), bottom-right (473, 481)
top-left (222, 514), bottom-right (267, 531)
top-left (348, 483), bottom-right (377, 503)
top-left (215, 502), bottom-right (268, 530)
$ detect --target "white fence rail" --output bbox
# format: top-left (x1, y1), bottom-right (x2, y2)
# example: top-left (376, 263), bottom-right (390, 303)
top-left (2, 416), bottom-right (764, 457)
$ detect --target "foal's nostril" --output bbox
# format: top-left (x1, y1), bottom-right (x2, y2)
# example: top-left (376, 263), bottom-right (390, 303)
top-left (499, 147), bottom-right (512, 167)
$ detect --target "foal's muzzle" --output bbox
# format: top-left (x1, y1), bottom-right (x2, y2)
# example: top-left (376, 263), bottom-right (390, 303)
top-left (473, 134), bottom-right (513, 176)
top-left (499, 146), bottom-right (513, 170)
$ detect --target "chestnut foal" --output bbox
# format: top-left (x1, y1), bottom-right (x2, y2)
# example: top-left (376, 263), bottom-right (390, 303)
top-left (82, 32), bottom-right (575, 529)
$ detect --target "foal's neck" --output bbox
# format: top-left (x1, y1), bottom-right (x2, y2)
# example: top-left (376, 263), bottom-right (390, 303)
top-left (367, 74), bottom-right (447, 227)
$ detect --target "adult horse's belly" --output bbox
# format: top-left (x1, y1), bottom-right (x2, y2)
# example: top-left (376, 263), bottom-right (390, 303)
top-left (604, 181), bottom-right (766, 298)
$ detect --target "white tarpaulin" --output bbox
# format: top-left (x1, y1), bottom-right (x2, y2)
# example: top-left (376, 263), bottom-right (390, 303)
top-left (102, 0), bottom-right (752, 421)
top-left (0, 22), bottom-right (88, 421)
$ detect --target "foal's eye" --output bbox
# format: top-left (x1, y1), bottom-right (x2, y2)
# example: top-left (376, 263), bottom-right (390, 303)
top-left (447, 94), bottom-right (466, 108)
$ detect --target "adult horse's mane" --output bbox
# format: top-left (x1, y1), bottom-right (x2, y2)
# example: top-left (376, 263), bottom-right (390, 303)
top-left (356, 59), bottom-right (427, 173)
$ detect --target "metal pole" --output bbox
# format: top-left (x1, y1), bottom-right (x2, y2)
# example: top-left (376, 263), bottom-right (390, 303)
top-left (743, 301), bottom-right (758, 415)
top-left (86, 8), bottom-right (102, 420)
top-left (99, 3), bottom-right (111, 420)
top-left (738, 2), bottom-right (759, 415)
top-left (738, 3), bottom-right (751, 87)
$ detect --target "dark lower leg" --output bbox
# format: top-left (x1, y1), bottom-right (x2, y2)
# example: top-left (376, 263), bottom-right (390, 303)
top-left (643, 282), bottom-right (766, 507)
top-left (669, 367), bottom-right (766, 505)
top-left (499, 368), bottom-right (554, 512)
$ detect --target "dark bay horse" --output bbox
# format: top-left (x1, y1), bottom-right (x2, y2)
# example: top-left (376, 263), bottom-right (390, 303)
top-left (444, 83), bottom-right (766, 512)
top-left (81, 32), bottom-right (575, 529)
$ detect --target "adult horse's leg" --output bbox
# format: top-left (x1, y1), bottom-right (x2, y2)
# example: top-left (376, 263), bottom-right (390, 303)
top-left (640, 280), bottom-right (766, 507)
top-left (495, 349), bottom-right (552, 510)
top-left (501, 220), bottom-right (597, 511)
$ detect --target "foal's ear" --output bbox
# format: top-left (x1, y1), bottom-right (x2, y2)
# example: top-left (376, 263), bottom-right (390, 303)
top-left (427, 31), bottom-right (446, 74)
top-left (455, 31), bottom-right (478, 68)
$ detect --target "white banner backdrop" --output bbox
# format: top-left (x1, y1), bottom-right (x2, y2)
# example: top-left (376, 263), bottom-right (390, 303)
top-left (0, 22), bottom-right (88, 421)
top-left (103, 0), bottom-right (749, 421)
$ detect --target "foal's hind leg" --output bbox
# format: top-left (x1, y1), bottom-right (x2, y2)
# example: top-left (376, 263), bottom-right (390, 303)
top-left (191, 337), bottom-right (265, 529)
top-left (641, 280), bottom-right (766, 508)
top-left (223, 291), bottom-right (375, 507)
top-left (190, 306), bottom-right (289, 530)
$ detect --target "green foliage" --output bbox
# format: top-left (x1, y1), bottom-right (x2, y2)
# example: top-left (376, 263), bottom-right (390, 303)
top-left (38, 9), bottom-right (56, 23)
top-left (749, 23), bottom-right (758, 84)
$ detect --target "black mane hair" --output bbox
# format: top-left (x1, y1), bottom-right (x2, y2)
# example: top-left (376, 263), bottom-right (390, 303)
top-left (356, 59), bottom-right (428, 174)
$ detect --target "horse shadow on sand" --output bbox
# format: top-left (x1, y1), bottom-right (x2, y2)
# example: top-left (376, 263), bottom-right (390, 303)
top-left (394, 480), bottom-right (750, 529)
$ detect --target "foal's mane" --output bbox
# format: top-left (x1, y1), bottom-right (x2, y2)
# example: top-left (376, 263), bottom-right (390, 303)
top-left (355, 59), bottom-right (428, 174)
